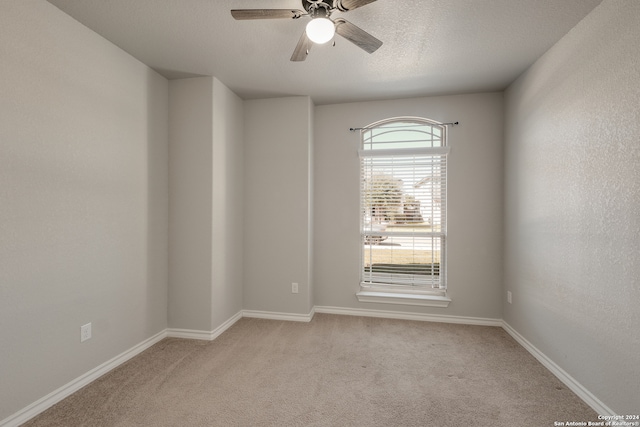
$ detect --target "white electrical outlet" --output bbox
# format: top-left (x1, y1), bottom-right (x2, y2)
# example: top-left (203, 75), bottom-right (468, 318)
top-left (291, 282), bottom-right (299, 294)
top-left (80, 323), bottom-right (92, 342)
top-left (507, 291), bottom-right (512, 304)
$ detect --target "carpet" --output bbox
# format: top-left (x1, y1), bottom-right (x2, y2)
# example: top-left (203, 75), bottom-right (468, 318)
top-left (23, 314), bottom-right (598, 426)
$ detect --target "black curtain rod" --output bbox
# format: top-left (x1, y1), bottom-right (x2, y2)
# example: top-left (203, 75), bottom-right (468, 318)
top-left (349, 121), bottom-right (459, 132)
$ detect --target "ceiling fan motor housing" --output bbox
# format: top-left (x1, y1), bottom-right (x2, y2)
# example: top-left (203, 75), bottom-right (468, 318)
top-left (303, 0), bottom-right (334, 15)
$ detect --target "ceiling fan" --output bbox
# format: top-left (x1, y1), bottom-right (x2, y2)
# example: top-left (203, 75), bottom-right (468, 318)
top-left (231, 0), bottom-right (382, 61)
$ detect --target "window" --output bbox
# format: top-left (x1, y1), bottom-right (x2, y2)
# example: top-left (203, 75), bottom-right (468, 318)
top-left (357, 117), bottom-right (451, 307)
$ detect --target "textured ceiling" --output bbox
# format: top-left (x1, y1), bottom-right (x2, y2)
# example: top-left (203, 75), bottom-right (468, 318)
top-left (46, 0), bottom-right (602, 105)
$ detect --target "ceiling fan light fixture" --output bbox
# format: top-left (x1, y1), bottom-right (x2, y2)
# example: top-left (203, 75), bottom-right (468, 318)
top-left (306, 17), bottom-right (335, 44)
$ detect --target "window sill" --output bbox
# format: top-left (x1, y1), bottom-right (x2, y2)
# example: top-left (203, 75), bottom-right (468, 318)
top-left (356, 290), bottom-right (451, 307)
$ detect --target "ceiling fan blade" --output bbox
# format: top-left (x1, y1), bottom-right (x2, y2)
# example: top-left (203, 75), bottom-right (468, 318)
top-left (334, 18), bottom-right (382, 54)
top-left (231, 9), bottom-right (305, 20)
top-left (291, 31), bottom-right (312, 62)
top-left (337, 0), bottom-right (378, 12)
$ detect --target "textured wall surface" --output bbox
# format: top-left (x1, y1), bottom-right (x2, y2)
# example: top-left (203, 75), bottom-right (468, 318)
top-left (504, 0), bottom-right (640, 413)
top-left (243, 97), bottom-right (314, 315)
top-left (211, 78), bottom-right (244, 327)
top-left (168, 76), bottom-right (244, 331)
top-left (0, 0), bottom-right (168, 420)
top-left (314, 93), bottom-right (504, 319)
top-left (168, 77), bottom-right (215, 330)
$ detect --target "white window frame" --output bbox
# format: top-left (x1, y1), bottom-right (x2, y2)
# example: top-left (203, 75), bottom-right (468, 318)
top-left (356, 117), bottom-right (451, 307)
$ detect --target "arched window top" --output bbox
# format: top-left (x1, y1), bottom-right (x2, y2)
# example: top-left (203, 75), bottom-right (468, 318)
top-left (361, 117), bottom-right (446, 151)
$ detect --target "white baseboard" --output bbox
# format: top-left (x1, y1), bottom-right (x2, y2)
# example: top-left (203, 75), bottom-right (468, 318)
top-left (242, 308), bottom-right (315, 322)
top-left (167, 311), bottom-right (243, 341)
top-left (501, 321), bottom-right (615, 416)
top-left (314, 306), bottom-right (503, 326)
top-left (0, 330), bottom-right (167, 427)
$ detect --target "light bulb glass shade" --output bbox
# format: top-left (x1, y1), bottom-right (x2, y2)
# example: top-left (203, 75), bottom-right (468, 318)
top-left (306, 17), bottom-right (335, 44)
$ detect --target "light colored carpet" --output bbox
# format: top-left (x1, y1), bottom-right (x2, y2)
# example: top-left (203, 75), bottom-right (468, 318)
top-left (23, 314), bottom-right (598, 426)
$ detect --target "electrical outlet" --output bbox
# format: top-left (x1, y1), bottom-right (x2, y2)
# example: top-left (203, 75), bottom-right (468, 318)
top-left (80, 323), bottom-right (92, 342)
top-left (291, 282), bottom-right (299, 294)
top-left (507, 291), bottom-right (512, 304)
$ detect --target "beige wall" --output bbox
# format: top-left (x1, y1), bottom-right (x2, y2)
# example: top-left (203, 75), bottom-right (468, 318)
top-left (0, 0), bottom-right (169, 420)
top-left (168, 77), bottom-right (215, 330)
top-left (211, 78), bottom-right (245, 327)
top-left (168, 76), bottom-right (244, 331)
top-left (504, 0), bottom-right (640, 413)
top-left (314, 93), bottom-right (504, 319)
top-left (243, 97), bottom-right (314, 315)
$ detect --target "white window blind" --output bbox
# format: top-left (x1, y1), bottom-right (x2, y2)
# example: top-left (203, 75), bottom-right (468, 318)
top-left (359, 118), bottom-right (448, 292)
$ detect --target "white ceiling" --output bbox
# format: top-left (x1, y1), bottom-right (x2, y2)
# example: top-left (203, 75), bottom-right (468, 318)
top-left (46, 0), bottom-right (602, 105)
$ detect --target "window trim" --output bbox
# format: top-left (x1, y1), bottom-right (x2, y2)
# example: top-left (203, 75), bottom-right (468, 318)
top-left (356, 290), bottom-right (452, 307)
top-left (357, 117), bottom-right (450, 307)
